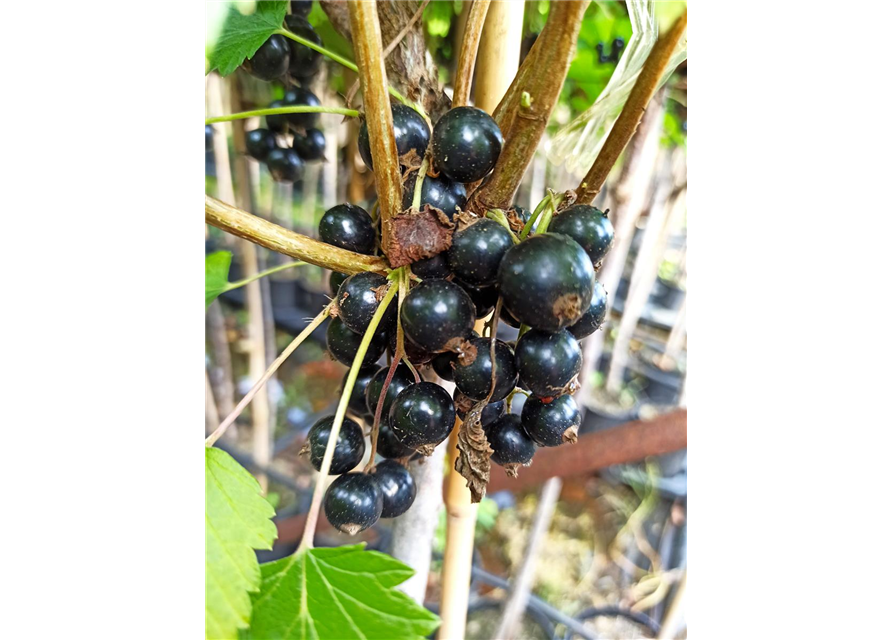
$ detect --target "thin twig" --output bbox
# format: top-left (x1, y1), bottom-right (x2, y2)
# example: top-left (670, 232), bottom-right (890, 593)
top-left (205, 105), bottom-right (359, 125)
top-left (452, 0), bottom-right (492, 108)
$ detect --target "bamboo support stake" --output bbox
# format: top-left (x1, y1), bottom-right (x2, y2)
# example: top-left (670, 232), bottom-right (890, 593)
top-left (452, 0), bottom-right (491, 107)
top-left (472, 0), bottom-right (523, 112)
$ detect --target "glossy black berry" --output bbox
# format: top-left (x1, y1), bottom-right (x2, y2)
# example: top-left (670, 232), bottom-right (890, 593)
top-left (499, 305), bottom-right (522, 329)
top-left (266, 147), bottom-right (304, 183)
top-left (400, 279), bottom-right (476, 353)
top-left (326, 317), bottom-right (386, 366)
top-left (431, 107), bottom-right (503, 183)
top-left (388, 382), bottom-right (456, 449)
top-left (371, 460), bottom-right (416, 518)
top-left (336, 272), bottom-right (397, 335)
top-left (283, 86), bottom-right (321, 129)
top-left (246, 35), bottom-right (290, 81)
top-left (453, 337), bottom-right (518, 402)
top-left (318, 204), bottom-right (377, 254)
top-left (449, 219), bottom-right (514, 287)
top-left (548, 205), bottom-right (615, 265)
top-left (291, 0), bottom-right (312, 18)
top-left (515, 329), bottom-right (582, 399)
top-left (376, 421), bottom-right (415, 459)
top-left (245, 128), bottom-right (278, 161)
top-left (324, 473), bottom-right (383, 535)
top-left (457, 282), bottom-right (499, 319)
top-left (329, 271), bottom-right (348, 295)
top-left (521, 394), bottom-right (581, 447)
top-left (567, 281), bottom-right (608, 340)
top-left (411, 253), bottom-right (452, 279)
top-left (307, 416), bottom-right (365, 474)
top-left (365, 363), bottom-right (416, 418)
top-left (387, 326), bottom-right (434, 365)
top-left (487, 414), bottom-right (536, 467)
top-left (431, 329), bottom-right (480, 381)
top-left (266, 99), bottom-right (289, 133)
top-left (293, 128), bottom-right (326, 161)
top-left (497, 233), bottom-right (595, 332)
top-left (359, 104), bottom-right (430, 170)
top-left (402, 170), bottom-right (467, 218)
top-left (284, 16), bottom-right (323, 79)
top-left (343, 365), bottom-right (379, 417)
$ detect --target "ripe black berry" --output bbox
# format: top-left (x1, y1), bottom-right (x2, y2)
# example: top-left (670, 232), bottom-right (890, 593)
top-left (567, 281), bottom-right (608, 340)
top-left (431, 329), bottom-right (480, 381)
top-left (293, 128), bottom-right (326, 161)
top-left (329, 271), bottom-right (348, 295)
top-left (448, 219), bottom-right (514, 287)
top-left (515, 329), bottom-right (582, 398)
top-left (499, 305), bottom-right (522, 328)
top-left (376, 421), bottom-right (415, 459)
top-left (359, 104), bottom-right (430, 170)
top-left (411, 253), bottom-right (452, 279)
top-left (387, 326), bottom-right (434, 364)
top-left (400, 280), bottom-right (476, 353)
top-left (266, 147), bottom-right (304, 183)
top-left (521, 394), bottom-right (581, 447)
top-left (401, 170), bottom-right (467, 218)
top-left (548, 205), bottom-right (615, 265)
top-left (324, 473), bottom-right (383, 535)
top-left (371, 460), bottom-right (416, 518)
top-left (431, 106), bottom-right (503, 183)
top-left (388, 382), bottom-right (456, 449)
top-left (318, 204), bottom-right (377, 254)
top-left (326, 317), bottom-right (386, 366)
top-left (497, 233), bottom-right (595, 332)
top-left (453, 337), bottom-right (518, 402)
top-left (283, 86), bottom-right (321, 129)
top-left (486, 414), bottom-right (536, 467)
top-left (266, 100), bottom-right (289, 133)
top-left (336, 272), bottom-right (397, 335)
top-left (283, 16), bottom-right (323, 79)
top-left (307, 415), bottom-right (365, 474)
top-left (291, 0), bottom-right (312, 18)
top-left (365, 363), bottom-right (415, 417)
top-left (457, 282), bottom-right (499, 319)
top-left (245, 128), bottom-right (278, 161)
top-left (343, 364), bottom-right (378, 417)
top-left (246, 35), bottom-right (290, 81)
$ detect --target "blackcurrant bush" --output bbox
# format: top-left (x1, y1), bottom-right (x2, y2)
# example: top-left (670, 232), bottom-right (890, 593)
top-left (365, 363), bottom-right (415, 418)
top-left (567, 281), bottom-right (608, 340)
top-left (411, 253), bottom-right (452, 279)
top-left (324, 473), bottom-right (383, 535)
top-left (515, 329), bottom-right (582, 399)
top-left (266, 147), bottom-right (304, 183)
top-left (359, 104), bottom-right (430, 170)
top-left (291, 0), bottom-right (312, 18)
top-left (246, 35), bottom-right (290, 81)
top-left (431, 107), bottom-right (503, 183)
top-left (307, 415), bottom-right (365, 474)
top-left (371, 459), bottom-right (416, 518)
top-left (318, 204), bottom-right (377, 254)
top-left (402, 170), bottom-right (467, 218)
top-left (326, 317), bottom-right (386, 366)
top-left (457, 282), bottom-right (499, 319)
top-left (548, 204), bottom-right (615, 265)
top-left (486, 414), bottom-right (536, 467)
top-left (388, 382), bottom-right (456, 449)
top-left (343, 364), bottom-right (378, 417)
top-left (497, 233), bottom-right (595, 332)
top-left (376, 421), bottom-right (415, 459)
top-left (336, 272), bottom-right (397, 335)
top-left (448, 219), bottom-right (514, 287)
top-left (266, 99), bottom-right (289, 133)
top-left (293, 128), bottom-right (326, 161)
top-left (283, 16), bottom-right (323, 79)
top-left (453, 337), bottom-right (518, 402)
top-left (283, 86), bottom-right (321, 129)
top-left (400, 279), bottom-right (476, 353)
top-left (329, 271), bottom-right (348, 295)
top-left (521, 394), bottom-right (581, 447)
top-left (245, 128), bottom-right (278, 161)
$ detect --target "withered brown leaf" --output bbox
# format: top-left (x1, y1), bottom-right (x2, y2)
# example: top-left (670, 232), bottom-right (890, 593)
top-left (455, 400), bottom-right (493, 503)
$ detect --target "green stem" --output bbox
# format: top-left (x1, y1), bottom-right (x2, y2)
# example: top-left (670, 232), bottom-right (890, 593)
top-left (225, 260), bottom-right (306, 292)
top-left (519, 194), bottom-right (551, 240)
top-left (536, 190), bottom-right (561, 235)
top-left (411, 157), bottom-right (429, 210)
top-left (205, 105), bottom-right (358, 125)
top-left (485, 209), bottom-right (520, 244)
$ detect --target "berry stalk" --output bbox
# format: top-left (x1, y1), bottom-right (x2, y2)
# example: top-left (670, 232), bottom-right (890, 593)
top-left (205, 105), bottom-right (359, 125)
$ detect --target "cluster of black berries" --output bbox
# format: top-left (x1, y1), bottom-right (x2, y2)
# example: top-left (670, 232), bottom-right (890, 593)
top-left (596, 37), bottom-right (625, 64)
top-left (242, 1), bottom-right (326, 183)
top-left (307, 102), bottom-right (614, 535)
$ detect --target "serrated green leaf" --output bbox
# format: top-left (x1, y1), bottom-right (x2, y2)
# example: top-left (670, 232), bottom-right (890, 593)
top-left (208, 1), bottom-right (289, 76)
top-left (206, 447), bottom-right (278, 640)
top-left (247, 544), bottom-right (440, 640)
top-left (206, 251), bottom-right (233, 309)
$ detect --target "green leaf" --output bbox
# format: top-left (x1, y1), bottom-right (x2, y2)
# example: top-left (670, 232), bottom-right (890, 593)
top-left (208, 1), bottom-right (289, 76)
top-left (206, 447), bottom-right (278, 640)
top-left (206, 251), bottom-right (233, 309)
top-left (248, 544), bottom-right (441, 639)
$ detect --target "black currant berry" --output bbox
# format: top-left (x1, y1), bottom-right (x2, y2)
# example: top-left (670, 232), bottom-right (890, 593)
top-left (431, 329), bottom-right (480, 380)
top-left (387, 327), bottom-right (434, 365)
top-left (499, 305), bottom-right (522, 329)
top-left (329, 271), bottom-right (348, 295)
top-left (318, 204), bottom-right (377, 254)
top-left (291, 0), bottom-right (312, 18)
top-left (293, 128), bottom-right (326, 161)
top-left (246, 35), bottom-right (290, 81)
top-left (515, 329), bottom-right (582, 399)
top-left (343, 364), bottom-right (378, 417)
top-left (245, 128), bottom-right (278, 161)
top-left (336, 272), bottom-right (397, 335)
top-left (453, 337), bottom-right (518, 402)
top-left (497, 233), bottom-right (595, 332)
top-left (431, 106), bottom-right (503, 183)
top-left (371, 459), bottom-right (416, 518)
top-left (567, 281), bottom-right (608, 340)
top-left (283, 86), bottom-right (321, 129)
top-left (453, 390), bottom-right (507, 427)
top-left (400, 280), bottom-right (476, 353)
top-left (448, 219), bottom-right (514, 287)
top-left (402, 170), bottom-right (467, 218)
top-left (266, 99), bottom-right (289, 133)
top-left (324, 473), bottom-right (383, 535)
top-left (376, 421), bottom-right (415, 459)
top-left (487, 414), bottom-right (536, 467)
top-left (307, 415), bottom-right (365, 474)
top-left (359, 104), bottom-right (430, 170)
top-left (283, 15), bottom-right (323, 79)
top-left (266, 147), bottom-right (304, 183)
top-left (326, 317), bottom-right (386, 366)
top-left (457, 282), bottom-right (499, 319)
top-left (548, 205), bottom-right (615, 265)
top-left (521, 394), bottom-right (581, 447)
top-left (388, 382), bottom-right (456, 449)
top-left (365, 363), bottom-right (415, 418)
top-left (411, 253), bottom-right (452, 279)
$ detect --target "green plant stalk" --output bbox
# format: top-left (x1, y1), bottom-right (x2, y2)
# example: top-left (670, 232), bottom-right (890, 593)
top-left (225, 260), bottom-right (307, 293)
top-left (535, 190), bottom-right (561, 235)
top-left (519, 193), bottom-right (551, 240)
top-left (206, 105), bottom-right (359, 125)
top-left (298, 283), bottom-right (399, 551)
top-left (411, 157), bottom-right (430, 210)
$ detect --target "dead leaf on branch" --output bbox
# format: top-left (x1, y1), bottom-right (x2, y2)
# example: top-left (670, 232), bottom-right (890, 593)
top-left (455, 401), bottom-right (492, 503)
top-left (386, 204), bottom-right (455, 267)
